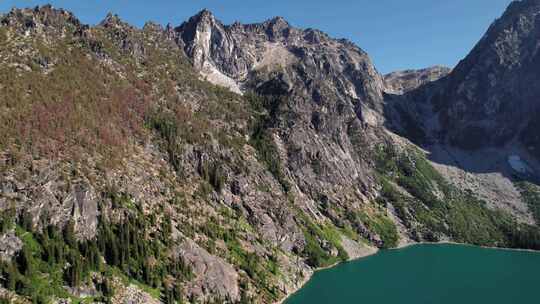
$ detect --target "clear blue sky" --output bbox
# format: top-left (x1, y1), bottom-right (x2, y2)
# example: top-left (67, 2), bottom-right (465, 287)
top-left (0, 0), bottom-right (514, 74)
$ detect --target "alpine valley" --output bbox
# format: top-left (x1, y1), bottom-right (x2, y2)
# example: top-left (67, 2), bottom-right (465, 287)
top-left (1, 1), bottom-right (540, 303)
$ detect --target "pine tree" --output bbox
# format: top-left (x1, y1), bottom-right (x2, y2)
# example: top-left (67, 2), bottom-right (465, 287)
top-left (19, 212), bottom-right (33, 231)
top-left (65, 252), bottom-right (83, 287)
top-left (162, 286), bottom-right (174, 304)
top-left (173, 284), bottom-right (183, 302)
top-left (1, 262), bottom-right (18, 291)
top-left (16, 246), bottom-right (33, 275)
top-left (63, 220), bottom-right (76, 247)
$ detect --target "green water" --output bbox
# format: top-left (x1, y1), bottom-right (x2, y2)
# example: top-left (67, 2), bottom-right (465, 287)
top-left (285, 244), bottom-right (540, 304)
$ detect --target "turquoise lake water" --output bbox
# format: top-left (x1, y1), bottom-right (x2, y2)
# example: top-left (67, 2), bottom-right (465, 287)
top-left (285, 244), bottom-right (540, 304)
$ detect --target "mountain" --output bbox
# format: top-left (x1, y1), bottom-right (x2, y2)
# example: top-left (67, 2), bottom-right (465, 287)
top-left (0, 2), bottom-right (539, 304)
top-left (175, 8), bottom-right (389, 217)
top-left (426, 0), bottom-right (540, 152)
top-left (386, 0), bottom-right (540, 226)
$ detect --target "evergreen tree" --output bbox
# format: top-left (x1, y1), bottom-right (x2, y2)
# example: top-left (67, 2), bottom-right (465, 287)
top-left (65, 252), bottom-right (83, 287)
top-left (16, 246), bottom-right (33, 275)
top-left (0, 262), bottom-right (18, 291)
top-left (162, 286), bottom-right (175, 304)
top-left (0, 210), bottom-right (14, 234)
top-left (63, 220), bottom-right (76, 247)
top-left (173, 284), bottom-right (183, 302)
top-left (19, 212), bottom-right (33, 231)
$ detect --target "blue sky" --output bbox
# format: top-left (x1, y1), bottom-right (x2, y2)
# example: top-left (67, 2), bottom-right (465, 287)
top-left (0, 0), bottom-right (513, 74)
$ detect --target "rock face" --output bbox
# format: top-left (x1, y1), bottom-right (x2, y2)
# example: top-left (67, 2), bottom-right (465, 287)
top-left (176, 9), bottom-right (388, 212)
top-left (0, 163), bottom-right (99, 239)
top-left (178, 240), bottom-right (240, 302)
top-left (176, 9), bottom-right (386, 112)
top-left (0, 231), bottom-right (22, 261)
top-left (384, 66), bottom-right (451, 94)
top-left (416, 0), bottom-right (540, 152)
top-left (384, 0), bottom-right (540, 223)
top-left (111, 284), bottom-right (161, 304)
top-left (175, 10), bottom-right (244, 94)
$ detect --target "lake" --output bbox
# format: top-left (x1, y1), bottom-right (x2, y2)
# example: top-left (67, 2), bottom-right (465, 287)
top-left (285, 244), bottom-right (540, 304)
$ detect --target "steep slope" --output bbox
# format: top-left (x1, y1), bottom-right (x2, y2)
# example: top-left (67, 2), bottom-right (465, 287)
top-left (386, 0), bottom-right (540, 223)
top-left (0, 6), bottom-right (308, 303)
top-left (0, 6), bottom-right (396, 304)
top-left (174, 4), bottom-right (540, 266)
top-left (0, 4), bottom-right (539, 304)
top-left (428, 0), bottom-right (540, 152)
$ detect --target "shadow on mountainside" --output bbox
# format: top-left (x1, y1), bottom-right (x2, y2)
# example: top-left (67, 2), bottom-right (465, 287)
top-left (381, 90), bottom-right (540, 187)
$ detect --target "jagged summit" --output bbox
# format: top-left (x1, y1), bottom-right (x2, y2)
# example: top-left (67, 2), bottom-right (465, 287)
top-left (181, 8), bottom-right (219, 29)
top-left (417, 0), bottom-right (540, 151)
top-left (174, 8), bottom-right (383, 101)
top-left (5, 4), bottom-right (75, 19)
top-left (1, 4), bottom-right (82, 30)
top-left (183, 9), bottom-right (291, 29)
top-left (100, 12), bottom-right (118, 23)
top-left (506, 0), bottom-right (540, 14)
top-left (265, 15), bottom-right (290, 27)
top-left (196, 8), bottom-right (215, 19)
top-left (98, 11), bottom-right (133, 29)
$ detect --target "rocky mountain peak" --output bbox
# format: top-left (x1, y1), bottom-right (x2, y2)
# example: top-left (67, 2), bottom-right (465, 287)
top-left (420, 0), bottom-right (540, 151)
top-left (180, 8), bottom-right (219, 32)
top-left (175, 10), bottom-right (385, 107)
top-left (142, 21), bottom-right (162, 32)
top-left (264, 16), bottom-right (291, 39)
top-left (506, 0), bottom-right (540, 15)
top-left (268, 16), bottom-right (288, 24)
top-left (1, 4), bottom-right (82, 33)
top-left (195, 8), bottom-right (216, 21)
top-left (99, 12), bottom-right (131, 29)
top-left (174, 9), bottom-right (227, 72)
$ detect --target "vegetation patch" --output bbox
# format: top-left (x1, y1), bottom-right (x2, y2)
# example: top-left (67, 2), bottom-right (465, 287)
top-left (0, 208), bottom-right (191, 304)
top-left (375, 144), bottom-right (540, 249)
top-left (247, 93), bottom-right (291, 193)
top-left (357, 210), bottom-right (399, 249)
top-left (198, 215), bottom-right (282, 302)
top-left (515, 181), bottom-right (540, 224)
top-left (297, 213), bottom-right (349, 268)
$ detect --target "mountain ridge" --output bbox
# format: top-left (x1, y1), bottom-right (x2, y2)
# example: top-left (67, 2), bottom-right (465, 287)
top-left (0, 2), bottom-right (539, 304)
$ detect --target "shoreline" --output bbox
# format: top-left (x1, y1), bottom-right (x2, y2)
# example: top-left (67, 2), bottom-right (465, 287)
top-left (275, 259), bottom-right (353, 304)
top-left (275, 245), bottom-right (379, 304)
top-left (276, 240), bottom-right (540, 304)
top-left (397, 240), bottom-right (540, 253)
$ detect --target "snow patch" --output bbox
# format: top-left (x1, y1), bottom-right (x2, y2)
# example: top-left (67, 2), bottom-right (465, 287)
top-left (200, 62), bottom-right (243, 95)
top-left (508, 155), bottom-right (532, 174)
